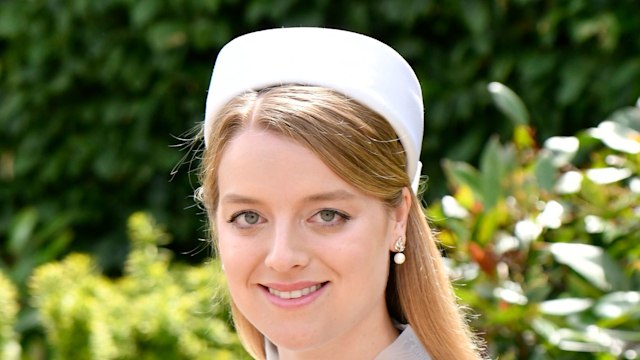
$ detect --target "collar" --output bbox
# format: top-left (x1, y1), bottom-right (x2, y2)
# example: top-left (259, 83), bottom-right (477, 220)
top-left (264, 323), bottom-right (432, 360)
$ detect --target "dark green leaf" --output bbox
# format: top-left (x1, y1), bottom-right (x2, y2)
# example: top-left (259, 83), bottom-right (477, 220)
top-left (479, 137), bottom-right (505, 209)
top-left (8, 207), bottom-right (38, 256)
top-left (593, 291), bottom-right (640, 319)
top-left (441, 159), bottom-right (483, 198)
top-left (549, 243), bottom-right (627, 292)
top-left (535, 153), bottom-right (556, 191)
top-left (539, 298), bottom-right (594, 316)
top-left (487, 82), bottom-right (530, 126)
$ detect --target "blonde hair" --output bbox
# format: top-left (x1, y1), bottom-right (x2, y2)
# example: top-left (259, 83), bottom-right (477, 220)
top-left (200, 85), bottom-right (483, 359)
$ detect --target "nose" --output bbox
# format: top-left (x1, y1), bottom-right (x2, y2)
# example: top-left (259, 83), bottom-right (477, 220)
top-left (264, 223), bottom-right (309, 272)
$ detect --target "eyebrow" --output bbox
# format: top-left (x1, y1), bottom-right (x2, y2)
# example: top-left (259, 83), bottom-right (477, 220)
top-left (220, 190), bottom-right (356, 205)
top-left (220, 194), bottom-right (262, 205)
top-left (303, 190), bottom-right (356, 203)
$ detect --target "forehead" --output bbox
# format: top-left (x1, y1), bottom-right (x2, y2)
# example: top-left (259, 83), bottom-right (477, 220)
top-left (216, 129), bottom-right (362, 204)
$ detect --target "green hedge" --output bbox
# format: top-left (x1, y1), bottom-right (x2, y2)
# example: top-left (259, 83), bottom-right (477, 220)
top-left (2, 1), bottom-right (640, 277)
top-left (1, 1), bottom-right (640, 357)
top-left (0, 87), bottom-right (638, 357)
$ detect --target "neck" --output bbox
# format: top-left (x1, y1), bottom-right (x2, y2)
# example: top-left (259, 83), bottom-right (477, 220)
top-left (277, 311), bottom-right (398, 360)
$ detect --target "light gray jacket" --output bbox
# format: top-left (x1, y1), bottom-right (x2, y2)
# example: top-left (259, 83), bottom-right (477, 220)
top-left (265, 324), bottom-right (432, 359)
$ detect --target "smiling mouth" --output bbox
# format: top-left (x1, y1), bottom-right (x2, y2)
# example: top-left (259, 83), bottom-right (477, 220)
top-left (267, 283), bottom-right (327, 299)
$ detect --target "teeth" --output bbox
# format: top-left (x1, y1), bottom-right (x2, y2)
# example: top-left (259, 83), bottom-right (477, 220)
top-left (268, 284), bottom-right (322, 299)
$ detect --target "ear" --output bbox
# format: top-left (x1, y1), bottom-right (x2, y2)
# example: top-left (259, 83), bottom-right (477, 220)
top-left (389, 187), bottom-right (412, 251)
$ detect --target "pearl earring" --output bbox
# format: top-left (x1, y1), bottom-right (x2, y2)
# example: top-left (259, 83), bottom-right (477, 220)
top-left (393, 236), bottom-right (406, 265)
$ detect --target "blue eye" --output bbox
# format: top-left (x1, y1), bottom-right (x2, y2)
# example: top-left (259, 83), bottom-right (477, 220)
top-left (228, 211), bottom-right (263, 227)
top-left (311, 209), bottom-right (350, 226)
top-left (319, 210), bottom-right (337, 222)
top-left (242, 212), bottom-right (260, 224)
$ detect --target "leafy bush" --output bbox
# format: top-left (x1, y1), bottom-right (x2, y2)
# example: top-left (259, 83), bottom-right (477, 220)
top-left (2, 1), bottom-right (640, 279)
top-left (432, 83), bottom-right (640, 359)
top-left (1, 89), bottom-right (637, 358)
top-left (0, 270), bottom-right (20, 360)
top-left (29, 212), bottom-right (248, 359)
top-left (1, 1), bottom-right (640, 357)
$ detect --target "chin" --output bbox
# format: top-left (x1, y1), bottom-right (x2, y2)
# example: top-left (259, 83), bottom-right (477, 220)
top-left (265, 327), bottom-right (328, 352)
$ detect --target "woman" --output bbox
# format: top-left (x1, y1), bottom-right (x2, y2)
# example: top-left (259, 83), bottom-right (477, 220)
top-left (198, 28), bottom-right (483, 359)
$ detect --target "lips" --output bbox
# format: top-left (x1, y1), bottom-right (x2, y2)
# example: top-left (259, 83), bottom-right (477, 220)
top-left (268, 284), bottom-right (323, 299)
top-left (263, 281), bottom-right (328, 300)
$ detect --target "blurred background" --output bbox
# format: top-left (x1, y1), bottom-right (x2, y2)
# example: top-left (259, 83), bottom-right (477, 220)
top-left (1, 0), bottom-right (639, 359)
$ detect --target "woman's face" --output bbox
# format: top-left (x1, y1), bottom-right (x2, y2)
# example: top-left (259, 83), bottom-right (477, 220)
top-left (215, 129), bottom-right (410, 355)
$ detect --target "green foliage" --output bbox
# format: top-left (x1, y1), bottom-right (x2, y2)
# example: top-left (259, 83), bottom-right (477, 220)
top-left (1, 0), bottom-right (639, 357)
top-left (0, 270), bottom-right (20, 360)
top-left (3, 0), bottom-right (640, 279)
top-left (29, 212), bottom-right (248, 360)
top-left (2, 207), bottom-right (73, 289)
top-left (432, 83), bottom-right (640, 359)
top-left (487, 82), bottom-right (530, 126)
top-left (0, 0), bottom-right (229, 274)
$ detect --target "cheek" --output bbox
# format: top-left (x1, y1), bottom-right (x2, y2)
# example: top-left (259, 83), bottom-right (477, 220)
top-left (216, 216), bottom-right (245, 263)
top-left (216, 230), bottom-right (256, 287)
top-left (332, 227), bottom-right (391, 277)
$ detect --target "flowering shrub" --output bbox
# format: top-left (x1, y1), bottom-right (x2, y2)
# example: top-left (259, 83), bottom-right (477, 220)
top-left (29, 213), bottom-right (249, 360)
top-left (430, 83), bottom-right (640, 359)
top-left (0, 270), bottom-right (20, 360)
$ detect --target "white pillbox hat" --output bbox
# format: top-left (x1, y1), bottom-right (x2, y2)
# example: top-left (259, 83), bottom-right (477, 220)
top-left (204, 27), bottom-right (424, 190)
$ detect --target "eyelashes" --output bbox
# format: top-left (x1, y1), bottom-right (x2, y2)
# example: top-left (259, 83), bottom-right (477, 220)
top-left (309, 209), bottom-right (351, 226)
top-left (226, 209), bottom-right (351, 229)
top-left (227, 211), bottom-right (264, 228)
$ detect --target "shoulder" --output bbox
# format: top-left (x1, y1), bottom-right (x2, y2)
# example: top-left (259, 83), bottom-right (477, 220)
top-left (374, 324), bottom-right (432, 360)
